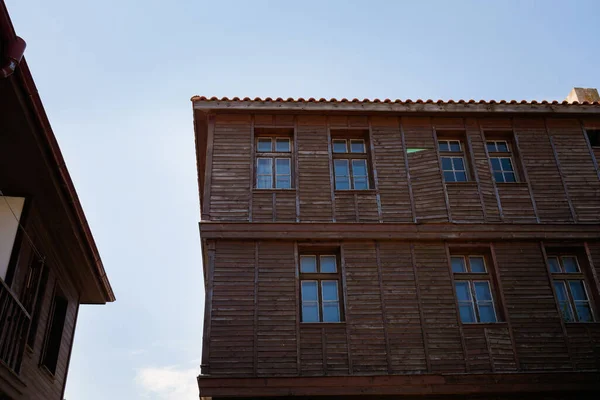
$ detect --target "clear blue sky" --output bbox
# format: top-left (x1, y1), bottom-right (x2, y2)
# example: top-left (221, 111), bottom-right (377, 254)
top-left (5, 1), bottom-right (600, 399)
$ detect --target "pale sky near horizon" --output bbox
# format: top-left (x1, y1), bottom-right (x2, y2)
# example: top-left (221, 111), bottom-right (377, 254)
top-left (5, 1), bottom-right (600, 399)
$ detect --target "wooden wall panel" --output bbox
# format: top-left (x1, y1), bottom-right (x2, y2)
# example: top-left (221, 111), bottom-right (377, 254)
top-left (210, 241), bottom-right (255, 375)
top-left (252, 192), bottom-right (273, 222)
top-left (566, 325), bottom-right (599, 370)
top-left (210, 115), bottom-right (251, 221)
top-left (299, 326), bottom-right (323, 376)
top-left (515, 119), bottom-right (573, 222)
top-left (413, 243), bottom-right (465, 373)
top-left (496, 184), bottom-right (537, 222)
top-left (298, 325), bottom-right (349, 376)
top-left (256, 242), bottom-right (297, 376)
top-left (446, 183), bottom-right (485, 222)
top-left (379, 242), bottom-right (427, 373)
top-left (371, 118), bottom-right (413, 222)
top-left (549, 119), bottom-right (600, 222)
top-left (356, 193), bottom-right (379, 222)
top-left (463, 325), bottom-right (492, 373)
top-left (344, 242), bottom-right (388, 374)
top-left (403, 118), bottom-right (448, 222)
top-left (334, 192), bottom-right (355, 222)
top-left (494, 242), bottom-right (570, 371)
top-left (486, 326), bottom-right (518, 372)
top-left (322, 325), bottom-right (350, 375)
top-left (297, 117), bottom-right (333, 222)
top-left (466, 118), bottom-right (501, 221)
top-left (274, 192), bottom-right (296, 222)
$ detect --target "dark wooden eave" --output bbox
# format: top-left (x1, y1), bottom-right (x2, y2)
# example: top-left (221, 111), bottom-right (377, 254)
top-left (0, 1), bottom-right (114, 303)
top-left (197, 371), bottom-right (600, 398)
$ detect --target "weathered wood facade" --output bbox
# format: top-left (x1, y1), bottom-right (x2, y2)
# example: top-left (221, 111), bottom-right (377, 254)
top-left (193, 94), bottom-right (600, 399)
top-left (0, 4), bottom-right (114, 399)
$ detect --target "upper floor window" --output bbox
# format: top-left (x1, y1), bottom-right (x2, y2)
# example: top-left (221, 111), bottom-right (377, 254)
top-left (255, 135), bottom-right (293, 189)
top-left (586, 129), bottom-right (600, 147)
top-left (331, 134), bottom-right (370, 190)
top-left (438, 140), bottom-right (468, 182)
top-left (299, 251), bottom-right (343, 323)
top-left (487, 140), bottom-right (517, 183)
top-left (41, 287), bottom-right (68, 375)
top-left (547, 253), bottom-right (595, 323)
top-left (451, 254), bottom-right (499, 323)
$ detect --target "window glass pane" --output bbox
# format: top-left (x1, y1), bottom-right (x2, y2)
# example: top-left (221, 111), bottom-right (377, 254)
top-left (320, 256), bottom-right (337, 273)
top-left (575, 304), bottom-right (593, 322)
top-left (301, 281), bottom-right (318, 301)
top-left (352, 159), bottom-right (367, 176)
top-left (300, 256), bottom-right (317, 273)
top-left (455, 171), bottom-right (467, 182)
top-left (553, 281), bottom-right (568, 302)
top-left (276, 176), bottom-right (291, 189)
top-left (493, 172), bottom-right (505, 183)
top-left (562, 256), bottom-right (579, 273)
top-left (257, 176), bottom-right (272, 189)
top-left (333, 140), bottom-right (347, 153)
top-left (451, 257), bottom-right (466, 273)
top-left (547, 257), bottom-right (561, 273)
top-left (474, 281), bottom-right (492, 301)
top-left (441, 157), bottom-right (452, 171)
top-left (302, 304), bottom-right (319, 322)
top-left (334, 160), bottom-right (350, 190)
top-left (275, 138), bottom-right (290, 152)
top-left (459, 304), bottom-right (476, 323)
top-left (438, 141), bottom-right (449, 152)
top-left (449, 141), bottom-right (461, 152)
top-left (353, 177), bottom-right (369, 190)
top-left (558, 301), bottom-right (574, 322)
top-left (469, 256), bottom-right (486, 273)
top-left (276, 158), bottom-right (291, 174)
top-left (501, 158), bottom-right (514, 171)
top-left (569, 281), bottom-right (588, 301)
top-left (444, 171), bottom-right (456, 182)
top-left (455, 282), bottom-right (472, 301)
top-left (257, 158), bottom-right (272, 174)
top-left (322, 281), bottom-right (338, 301)
top-left (452, 157), bottom-right (465, 171)
top-left (490, 158), bottom-right (501, 171)
top-left (478, 304), bottom-right (497, 322)
top-left (257, 138), bottom-right (272, 152)
top-left (322, 303), bottom-right (340, 322)
top-left (350, 140), bottom-right (365, 153)
top-left (497, 142), bottom-right (509, 152)
top-left (504, 172), bottom-right (516, 183)
top-left (486, 142), bottom-right (496, 152)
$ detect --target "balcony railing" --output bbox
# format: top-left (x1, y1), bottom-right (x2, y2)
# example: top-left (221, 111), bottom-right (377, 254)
top-left (0, 278), bottom-right (30, 375)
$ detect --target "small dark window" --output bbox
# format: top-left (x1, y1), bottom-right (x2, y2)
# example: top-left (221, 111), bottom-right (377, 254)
top-left (41, 289), bottom-right (68, 375)
top-left (586, 129), bottom-right (600, 147)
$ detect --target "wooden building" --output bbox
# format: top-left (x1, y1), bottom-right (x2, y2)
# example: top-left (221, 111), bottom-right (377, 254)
top-left (192, 89), bottom-right (600, 399)
top-left (0, 3), bottom-right (115, 399)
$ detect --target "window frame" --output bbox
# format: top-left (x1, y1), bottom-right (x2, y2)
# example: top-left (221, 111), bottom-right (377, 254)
top-left (40, 285), bottom-right (69, 376)
top-left (585, 129), bottom-right (600, 148)
top-left (438, 139), bottom-right (470, 183)
top-left (254, 133), bottom-right (294, 190)
top-left (487, 140), bottom-right (518, 183)
top-left (450, 252), bottom-right (501, 324)
top-left (299, 250), bottom-right (344, 323)
top-left (546, 251), bottom-right (596, 323)
top-left (330, 131), bottom-right (372, 191)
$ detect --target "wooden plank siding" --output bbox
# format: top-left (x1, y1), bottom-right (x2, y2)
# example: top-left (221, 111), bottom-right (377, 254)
top-left (203, 239), bottom-right (600, 379)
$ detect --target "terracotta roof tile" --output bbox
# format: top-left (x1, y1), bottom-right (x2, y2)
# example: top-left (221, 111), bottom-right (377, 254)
top-left (190, 95), bottom-right (600, 106)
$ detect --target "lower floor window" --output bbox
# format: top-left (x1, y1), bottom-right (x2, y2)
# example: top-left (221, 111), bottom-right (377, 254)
top-left (455, 281), bottom-right (497, 323)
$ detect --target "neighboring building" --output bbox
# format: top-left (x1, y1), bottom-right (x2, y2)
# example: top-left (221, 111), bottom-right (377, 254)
top-left (192, 88), bottom-right (600, 399)
top-left (0, 3), bottom-right (115, 399)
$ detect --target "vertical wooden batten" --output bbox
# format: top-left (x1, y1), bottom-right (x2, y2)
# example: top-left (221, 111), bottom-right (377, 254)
top-left (545, 118), bottom-right (577, 222)
top-left (410, 243), bottom-right (431, 372)
top-left (431, 122), bottom-right (452, 222)
top-left (200, 240), bottom-right (216, 374)
top-left (375, 241), bottom-right (392, 373)
top-left (398, 117), bottom-right (417, 223)
top-left (443, 242), bottom-right (468, 372)
top-left (368, 118), bottom-right (383, 222)
top-left (339, 243), bottom-right (353, 374)
top-left (249, 115), bottom-right (255, 222)
top-left (294, 242), bottom-right (301, 375)
top-left (326, 117), bottom-right (336, 222)
top-left (465, 118), bottom-right (488, 221)
top-left (512, 118), bottom-right (540, 223)
top-left (253, 241), bottom-right (259, 374)
top-left (294, 116), bottom-right (300, 222)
